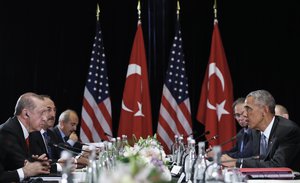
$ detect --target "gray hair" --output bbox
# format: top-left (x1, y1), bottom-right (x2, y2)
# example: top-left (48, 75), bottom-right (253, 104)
top-left (58, 109), bottom-right (77, 124)
top-left (14, 92), bottom-right (44, 115)
top-left (246, 90), bottom-right (276, 114)
top-left (232, 97), bottom-right (245, 109)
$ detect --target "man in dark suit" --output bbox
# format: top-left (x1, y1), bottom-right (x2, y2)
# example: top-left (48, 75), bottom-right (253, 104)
top-left (0, 92), bottom-right (50, 182)
top-left (29, 96), bottom-right (62, 173)
top-left (223, 98), bottom-right (253, 158)
top-left (222, 90), bottom-right (300, 171)
top-left (52, 109), bottom-right (83, 155)
top-left (51, 109), bottom-right (89, 168)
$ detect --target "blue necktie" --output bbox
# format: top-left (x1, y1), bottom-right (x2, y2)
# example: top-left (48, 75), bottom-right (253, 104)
top-left (241, 132), bottom-right (249, 152)
top-left (63, 135), bottom-right (69, 142)
top-left (43, 131), bottom-right (52, 159)
top-left (260, 134), bottom-right (267, 159)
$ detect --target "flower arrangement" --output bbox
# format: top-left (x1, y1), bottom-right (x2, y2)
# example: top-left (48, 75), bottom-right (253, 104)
top-left (98, 135), bottom-right (173, 183)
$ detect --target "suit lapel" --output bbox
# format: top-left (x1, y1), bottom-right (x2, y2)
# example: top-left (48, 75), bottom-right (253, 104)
top-left (252, 129), bottom-right (261, 157)
top-left (10, 117), bottom-right (30, 157)
top-left (265, 118), bottom-right (279, 158)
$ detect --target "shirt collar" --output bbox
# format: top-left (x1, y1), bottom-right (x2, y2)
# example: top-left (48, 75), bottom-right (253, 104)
top-left (262, 116), bottom-right (275, 140)
top-left (40, 128), bottom-right (46, 134)
top-left (58, 126), bottom-right (66, 139)
top-left (18, 119), bottom-right (29, 139)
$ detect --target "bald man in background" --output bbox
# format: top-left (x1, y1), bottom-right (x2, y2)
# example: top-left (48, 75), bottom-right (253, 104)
top-left (275, 104), bottom-right (289, 119)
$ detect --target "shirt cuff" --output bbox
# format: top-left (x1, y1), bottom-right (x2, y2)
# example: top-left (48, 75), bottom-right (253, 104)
top-left (236, 158), bottom-right (243, 168)
top-left (17, 168), bottom-right (25, 181)
top-left (56, 163), bottom-right (62, 172)
top-left (67, 139), bottom-right (75, 146)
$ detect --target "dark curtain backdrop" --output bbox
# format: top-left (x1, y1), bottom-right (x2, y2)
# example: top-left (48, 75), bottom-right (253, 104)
top-left (1, 0), bottom-right (299, 137)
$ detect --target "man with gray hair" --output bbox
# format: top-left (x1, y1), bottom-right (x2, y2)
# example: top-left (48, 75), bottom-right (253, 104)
top-left (52, 109), bottom-right (82, 155)
top-left (0, 92), bottom-right (51, 182)
top-left (222, 90), bottom-right (300, 171)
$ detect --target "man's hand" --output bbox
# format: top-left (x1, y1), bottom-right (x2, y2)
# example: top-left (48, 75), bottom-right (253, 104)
top-left (76, 155), bottom-right (89, 169)
top-left (221, 154), bottom-right (236, 167)
top-left (32, 153), bottom-right (49, 161)
top-left (23, 160), bottom-right (50, 178)
top-left (69, 132), bottom-right (79, 142)
top-left (57, 157), bottom-right (77, 171)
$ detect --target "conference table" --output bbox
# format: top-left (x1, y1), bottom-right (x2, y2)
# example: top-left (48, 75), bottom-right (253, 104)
top-left (37, 171), bottom-right (300, 183)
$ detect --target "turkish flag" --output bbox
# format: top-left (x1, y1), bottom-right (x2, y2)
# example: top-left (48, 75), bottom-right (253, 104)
top-left (118, 22), bottom-right (153, 142)
top-left (197, 20), bottom-right (236, 151)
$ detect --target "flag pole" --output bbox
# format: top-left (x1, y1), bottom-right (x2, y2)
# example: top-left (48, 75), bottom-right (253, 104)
top-left (137, 0), bottom-right (141, 23)
top-left (177, 0), bottom-right (180, 20)
top-left (96, 4), bottom-right (100, 21)
top-left (213, 0), bottom-right (218, 22)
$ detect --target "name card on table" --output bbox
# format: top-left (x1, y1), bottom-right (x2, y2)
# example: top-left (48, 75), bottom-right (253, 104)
top-left (171, 165), bottom-right (182, 176)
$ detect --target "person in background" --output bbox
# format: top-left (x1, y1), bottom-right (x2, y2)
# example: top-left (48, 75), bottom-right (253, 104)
top-left (221, 90), bottom-right (300, 171)
top-left (52, 109), bottom-right (82, 154)
top-left (52, 109), bottom-right (89, 168)
top-left (275, 104), bottom-right (289, 119)
top-left (0, 92), bottom-right (50, 182)
top-left (222, 97), bottom-right (253, 158)
top-left (29, 95), bottom-right (62, 172)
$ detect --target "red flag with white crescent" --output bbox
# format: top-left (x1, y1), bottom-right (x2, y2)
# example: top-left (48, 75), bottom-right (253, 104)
top-left (197, 20), bottom-right (236, 151)
top-left (118, 22), bottom-right (153, 141)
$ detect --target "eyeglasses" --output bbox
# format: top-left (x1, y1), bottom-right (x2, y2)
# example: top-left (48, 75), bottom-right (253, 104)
top-left (234, 112), bottom-right (246, 119)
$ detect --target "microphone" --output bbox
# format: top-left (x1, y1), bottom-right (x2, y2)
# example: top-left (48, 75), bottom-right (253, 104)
top-left (219, 135), bottom-right (237, 147)
top-left (48, 142), bottom-right (81, 156)
top-left (195, 131), bottom-right (210, 140)
top-left (104, 132), bottom-right (113, 138)
top-left (205, 135), bottom-right (236, 153)
top-left (183, 131), bottom-right (198, 138)
top-left (49, 142), bottom-right (90, 155)
top-left (204, 134), bottom-right (219, 143)
top-left (206, 135), bottom-right (237, 152)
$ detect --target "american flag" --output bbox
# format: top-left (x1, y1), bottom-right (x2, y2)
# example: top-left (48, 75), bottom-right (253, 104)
top-left (80, 20), bottom-right (112, 143)
top-left (157, 21), bottom-right (192, 154)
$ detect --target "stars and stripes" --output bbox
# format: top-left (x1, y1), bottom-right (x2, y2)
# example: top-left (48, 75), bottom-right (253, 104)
top-left (157, 21), bottom-right (192, 154)
top-left (80, 20), bottom-right (112, 143)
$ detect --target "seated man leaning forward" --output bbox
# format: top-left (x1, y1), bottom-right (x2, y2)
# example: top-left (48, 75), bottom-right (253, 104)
top-left (221, 90), bottom-right (300, 171)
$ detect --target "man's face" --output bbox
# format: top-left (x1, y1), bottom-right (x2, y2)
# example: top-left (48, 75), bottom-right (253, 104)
top-left (62, 113), bottom-right (78, 136)
top-left (234, 103), bottom-right (248, 128)
top-left (244, 96), bottom-right (265, 130)
top-left (44, 98), bottom-right (56, 129)
top-left (27, 98), bottom-right (48, 132)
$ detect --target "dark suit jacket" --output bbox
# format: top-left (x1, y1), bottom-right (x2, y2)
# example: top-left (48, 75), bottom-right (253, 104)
top-left (239, 116), bottom-right (300, 171)
top-left (51, 126), bottom-right (82, 156)
top-left (29, 129), bottom-right (60, 161)
top-left (224, 128), bottom-right (253, 158)
top-left (0, 116), bottom-right (30, 182)
top-left (29, 129), bottom-right (61, 173)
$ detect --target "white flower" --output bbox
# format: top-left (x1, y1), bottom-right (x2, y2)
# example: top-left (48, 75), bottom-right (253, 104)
top-left (98, 135), bottom-right (171, 183)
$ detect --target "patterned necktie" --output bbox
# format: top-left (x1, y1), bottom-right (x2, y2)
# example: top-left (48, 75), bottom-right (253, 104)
top-left (43, 131), bottom-right (52, 159)
top-left (260, 133), bottom-right (267, 159)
